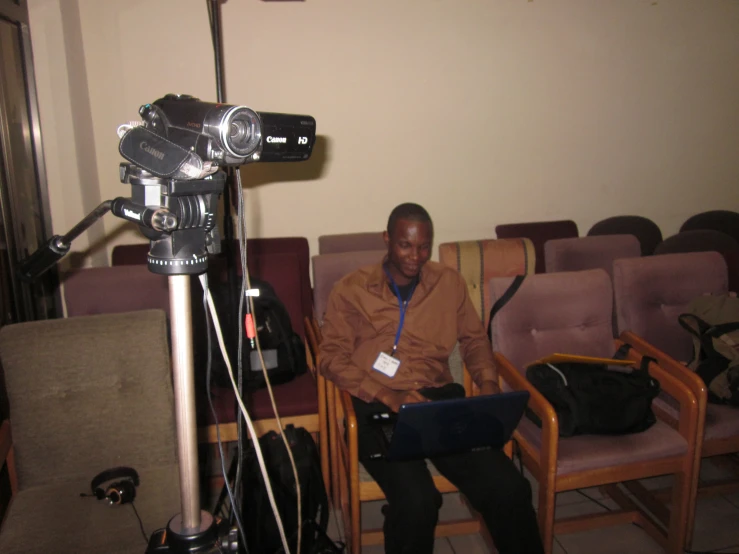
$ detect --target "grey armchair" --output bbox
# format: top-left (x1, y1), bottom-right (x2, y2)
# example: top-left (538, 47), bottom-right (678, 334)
top-left (0, 310), bottom-right (181, 553)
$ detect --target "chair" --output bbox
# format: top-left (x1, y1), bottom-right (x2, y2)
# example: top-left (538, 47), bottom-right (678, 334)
top-left (489, 269), bottom-right (699, 554)
top-left (588, 215), bottom-right (663, 256)
top-left (654, 230), bottom-right (739, 293)
top-left (613, 252), bottom-right (738, 547)
top-left (680, 210), bottom-right (739, 243)
top-left (438, 238), bottom-right (536, 325)
top-left (110, 243), bottom-right (149, 266)
top-left (0, 310), bottom-right (181, 553)
top-left (495, 220), bottom-right (578, 274)
top-left (197, 238), bottom-right (329, 497)
top-left (62, 265), bottom-right (170, 317)
top-left (317, 232), bottom-right (385, 255)
top-left (544, 235), bottom-right (641, 278)
top-left (310, 251), bottom-right (489, 553)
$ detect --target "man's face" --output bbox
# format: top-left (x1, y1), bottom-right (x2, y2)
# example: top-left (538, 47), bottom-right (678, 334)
top-left (383, 218), bottom-right (433, 285)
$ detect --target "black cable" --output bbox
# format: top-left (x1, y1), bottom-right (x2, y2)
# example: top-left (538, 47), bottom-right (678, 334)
top-left (130, 501), bottom-right (148, 545)
top-left (574, 488), bottom-right (614, 513)
top-left (203, 280), bottom-right (250, 553)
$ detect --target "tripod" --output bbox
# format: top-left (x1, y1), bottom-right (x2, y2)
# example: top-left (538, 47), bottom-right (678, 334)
top-left (20, 164), bottom-right (238, 553)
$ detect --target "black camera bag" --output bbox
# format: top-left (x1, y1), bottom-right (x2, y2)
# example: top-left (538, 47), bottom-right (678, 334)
top-left (525, 346), bottom-right (660, 437)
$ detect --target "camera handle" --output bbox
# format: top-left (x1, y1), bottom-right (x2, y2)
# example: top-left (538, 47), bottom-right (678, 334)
top-left (18, 168), bottom-right (238, 553)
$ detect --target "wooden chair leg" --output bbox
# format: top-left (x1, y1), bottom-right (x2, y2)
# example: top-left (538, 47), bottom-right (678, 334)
top-left (538, 478), bottom-right (556, 554)
top-left (669, 468), bottom-right (691, 554)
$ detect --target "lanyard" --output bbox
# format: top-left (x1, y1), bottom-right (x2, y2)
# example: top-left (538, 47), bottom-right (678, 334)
top-left (384, 268), bottom-right (417, 356)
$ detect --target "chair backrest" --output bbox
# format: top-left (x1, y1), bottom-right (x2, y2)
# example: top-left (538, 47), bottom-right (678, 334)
top-left (587, 215), bottom-right (663, 256)
top-left (489, 269), bottom-right (615, 371)
top-left (495, 220), bottom-right (578, 274)
top-left (318, 232), bottom-right (385, 255)
top-left (63, 265), bottom-right (170, 317)
top-left (654, 229), bottom-right (739, 257)
top-left (203, 237), bottom-right (313, 338)
top-left (312, 250), bottom-right (386, 324)
top-left (112, 238), bottom-right (313, 328)
top-left (680, 210), bottom-right (739, 243)
top-left (613, 252), bottom-right (729, 361)
top-left (0, 310), bottom-right (177, 489)
top-left (438, 238), bottom-right (535, 323)
top-left (111, 243), bottom-right (149, 265)
top-left (544, 234), bottom-right (641, 279)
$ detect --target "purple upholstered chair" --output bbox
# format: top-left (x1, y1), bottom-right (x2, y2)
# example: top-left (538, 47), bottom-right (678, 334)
top-left (489, 269), bottom-right (698, 554)
top-left (544, 234), bottom-right (641, 279)
top-left (653, 230), bottom-right (739, 293)
top-left (313, 250), bottom-right (487, 551)
top-left (613, 252), bottom-right (737, 548)
top-left (588, 215), bottom-right (663, 256)
top-left (62, 265), bottom-right (170, 317)
top-left (317, 232), bottom-right (385, 255)
top-left (680, 210), bottom-right (739, 244)
top-left (495, 219), bottom-right (578, 274)
top-left (311, 250), bottom-right (386, 325)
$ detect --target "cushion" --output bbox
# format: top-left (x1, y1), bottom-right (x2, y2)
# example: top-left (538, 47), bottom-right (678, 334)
top-left (0, 464), bottom-right (180, 554)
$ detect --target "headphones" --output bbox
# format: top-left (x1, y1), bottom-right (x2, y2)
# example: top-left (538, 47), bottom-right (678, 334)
top-left (89, 467), bottom-right (139, 505)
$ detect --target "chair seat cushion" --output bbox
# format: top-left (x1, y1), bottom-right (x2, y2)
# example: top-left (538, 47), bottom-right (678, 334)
top-left (203, 372), bottom-right (319, 424)
top-left (517, 417), bottom-right (688, 476)
top-left (705, 404), bottom-right (739, 441)
top-left (0, 464), bottom-right (180, 554)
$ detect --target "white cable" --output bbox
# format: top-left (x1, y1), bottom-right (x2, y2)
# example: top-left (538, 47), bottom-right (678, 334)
top-left (200, 275), bottom-right (292, 554)
top-left (235, 169), bottom-right (302, 554)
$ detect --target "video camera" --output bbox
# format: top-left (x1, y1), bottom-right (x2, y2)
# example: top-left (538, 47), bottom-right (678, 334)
top-left (119, 93), bottom-right (316, 179)
top-left (19, 93), bottom-right (317, 280)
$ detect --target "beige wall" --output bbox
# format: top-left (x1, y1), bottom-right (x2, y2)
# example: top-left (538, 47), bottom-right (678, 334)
top-left (28, 0), bottom-right (739, 267)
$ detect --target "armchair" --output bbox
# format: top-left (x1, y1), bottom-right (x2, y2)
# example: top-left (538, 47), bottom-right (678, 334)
top-left (0, 310), bottom-right (180, 553)
top-left (613, 251), bottom-right (737, 548)
top-left (310, 250), bottom-right (490, 553)
top-left (489, 269), bottom-right (699, 554)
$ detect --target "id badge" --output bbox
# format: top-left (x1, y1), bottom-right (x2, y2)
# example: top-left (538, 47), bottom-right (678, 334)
top-left (372, 352), bottom-right (400, 378)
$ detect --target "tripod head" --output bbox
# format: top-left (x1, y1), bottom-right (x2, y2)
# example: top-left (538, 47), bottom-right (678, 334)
top-left (119, 163), bottom-right (225, 275)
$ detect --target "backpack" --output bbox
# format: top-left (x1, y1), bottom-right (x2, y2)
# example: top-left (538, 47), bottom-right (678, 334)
top-left (525, 346), bottom-right (661, 437)
top-left (209, 276), bottom-right (307, 390)
top-left (679, 294), bottom-right (739, 406)
top-left (240, 425), bottom-right (342, 554)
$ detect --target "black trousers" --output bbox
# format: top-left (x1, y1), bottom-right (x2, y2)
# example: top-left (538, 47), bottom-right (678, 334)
top-left (352, 384), bottom-right (544, 554)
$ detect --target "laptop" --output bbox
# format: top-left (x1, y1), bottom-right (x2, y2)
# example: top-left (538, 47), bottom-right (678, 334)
top-left (367, 390), bottom-right (530, 462)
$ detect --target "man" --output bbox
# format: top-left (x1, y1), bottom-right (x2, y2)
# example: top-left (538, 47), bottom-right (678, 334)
top-left (319, 203), bottom-right (544, 554)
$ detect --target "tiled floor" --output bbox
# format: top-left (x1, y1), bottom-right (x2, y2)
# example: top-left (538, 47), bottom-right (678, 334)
top-left (327, 457), bottom-right (739, 553)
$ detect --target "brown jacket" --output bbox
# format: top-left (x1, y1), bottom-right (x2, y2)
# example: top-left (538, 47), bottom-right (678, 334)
top-left (319, 259), bottom-right (497, 403)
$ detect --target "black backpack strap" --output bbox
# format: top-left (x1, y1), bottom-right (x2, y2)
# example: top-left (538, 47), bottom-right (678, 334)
top-left (613, 343), bottom-right (654, 372)
top-left (705, 321), bottom-right (739, 339)
top-left (487, 274), bottom-right (526, 342)
top-left (678, 313), bottom-right (712, 338)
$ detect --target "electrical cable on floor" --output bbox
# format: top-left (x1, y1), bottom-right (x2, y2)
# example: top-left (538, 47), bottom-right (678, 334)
top-left (202, 277), bottom-right (249, 552)
top-left (130, 501), bottom-right (148, 544)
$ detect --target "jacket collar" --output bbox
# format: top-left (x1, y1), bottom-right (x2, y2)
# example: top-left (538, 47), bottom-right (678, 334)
top-left (366, 258), bottom-right (441, 302)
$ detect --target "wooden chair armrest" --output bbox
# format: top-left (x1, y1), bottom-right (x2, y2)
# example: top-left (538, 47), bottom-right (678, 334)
top-left (619, 331), bottom-right (707, 404)
top-left (304, 316), bottom-right (321, 362)
top-left (614, 337), bottom-right (702, 443)
top-left (0, 419), bottom-right (10, 465)
top-left (304, 336), bottom-right (317, 380)
top-left (339, 389), bottom-right (358, 437)
top-left (494, 353), bottom-right (558, 432)
top-left (493, 353), bottom-right (559, 472)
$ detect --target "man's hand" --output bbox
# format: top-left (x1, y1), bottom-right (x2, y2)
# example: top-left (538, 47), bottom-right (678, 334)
top-left (479, 380), bottom-right (500, 396)
top-left (376, 389), bottom-right (429, 413)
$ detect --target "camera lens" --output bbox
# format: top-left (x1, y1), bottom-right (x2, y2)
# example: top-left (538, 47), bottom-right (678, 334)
top-left (230, 120), bottom-right (249, 142)
top-left (220, 106), bottom-right (261, 158)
